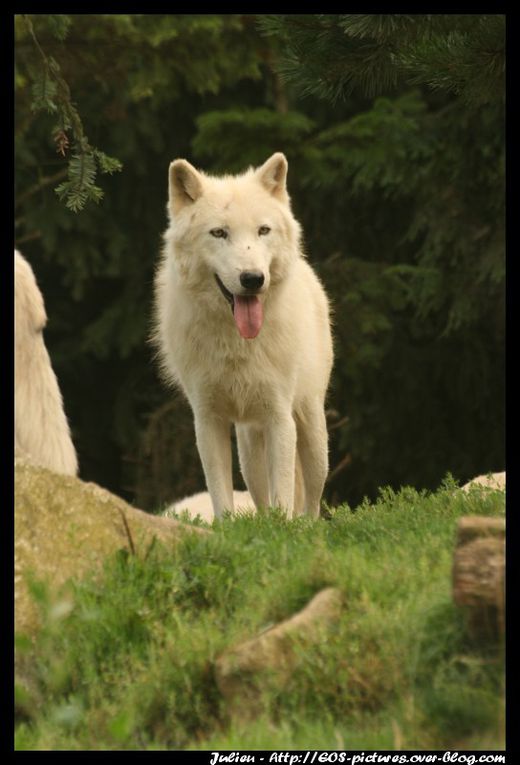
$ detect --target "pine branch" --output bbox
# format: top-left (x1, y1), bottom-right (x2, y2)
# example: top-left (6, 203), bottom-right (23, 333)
top-left (257, 15), bottom-right (505, 106)
top-left (21, 14), bottom-right (123, 212)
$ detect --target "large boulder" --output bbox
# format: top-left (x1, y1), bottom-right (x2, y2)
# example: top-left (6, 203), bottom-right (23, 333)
top-left (15, 456), bottom-right (209, 635)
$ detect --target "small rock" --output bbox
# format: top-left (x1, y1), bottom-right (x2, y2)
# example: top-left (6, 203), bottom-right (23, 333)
top-left (214, 587), bottom-right (343, 718)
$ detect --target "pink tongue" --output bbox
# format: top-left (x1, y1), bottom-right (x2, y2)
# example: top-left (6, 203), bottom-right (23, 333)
top-left (233, 295), bottom-right (263, 339)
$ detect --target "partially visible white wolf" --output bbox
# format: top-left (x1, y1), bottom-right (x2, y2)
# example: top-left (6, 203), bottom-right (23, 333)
top-left (164, 489), bottom-right (256, 524)
top-left (153, 153), bottom-right (333, 519)
top-left (15, 250), bottom-right (78, 475)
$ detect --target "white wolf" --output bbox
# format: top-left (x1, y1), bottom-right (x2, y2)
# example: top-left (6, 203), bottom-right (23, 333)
top-left (153, 153), bottom-right (333, 519)
top-left (15, 250), bottom-right (78, 476)
top-left (164, 489), bottom-right (256, 524)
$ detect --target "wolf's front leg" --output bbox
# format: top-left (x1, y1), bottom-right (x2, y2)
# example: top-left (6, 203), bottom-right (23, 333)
top-left (265, 413), bottom-right (297, 518)
top-left (194, 413), bottom-right (233, 518)
top-left (236, 423), bottom-right (270, 509)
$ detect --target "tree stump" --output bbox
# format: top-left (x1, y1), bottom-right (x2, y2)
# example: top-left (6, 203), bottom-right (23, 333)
top-left (452, 516), bottom-right (505, 639)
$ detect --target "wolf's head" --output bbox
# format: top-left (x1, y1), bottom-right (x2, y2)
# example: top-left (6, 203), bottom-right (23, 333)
top-left (165, 153), bottom-right (302, 339)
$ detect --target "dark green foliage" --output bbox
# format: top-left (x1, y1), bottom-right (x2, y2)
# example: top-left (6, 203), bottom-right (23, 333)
top-left (258, 14), bottom-right (505, 106)
top-left (193, 108), bottom-right (315, 171)
top-left (15, 14), bottom-right (504, 508)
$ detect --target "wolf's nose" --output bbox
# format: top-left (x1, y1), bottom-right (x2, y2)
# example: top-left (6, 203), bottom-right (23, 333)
top-left (240, 271), bottom-right (265, 291)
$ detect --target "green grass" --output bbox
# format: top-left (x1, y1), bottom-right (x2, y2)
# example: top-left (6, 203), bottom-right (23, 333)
top-left (15, 477), bottom-right (505, 750)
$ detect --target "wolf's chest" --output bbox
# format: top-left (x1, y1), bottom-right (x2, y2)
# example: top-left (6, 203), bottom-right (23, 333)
top-left (184, 341), bottom-right (289, 422)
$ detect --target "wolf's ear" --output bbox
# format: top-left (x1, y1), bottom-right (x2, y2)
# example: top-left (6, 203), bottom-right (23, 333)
top-left (256, 153), bottom-right (288, 201)
top-left (169, 159), bottom-right (204, 213)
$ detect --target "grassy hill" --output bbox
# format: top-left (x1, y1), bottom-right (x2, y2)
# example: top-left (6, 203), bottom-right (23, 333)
top-left (15, 477), bottom-right (505, 750)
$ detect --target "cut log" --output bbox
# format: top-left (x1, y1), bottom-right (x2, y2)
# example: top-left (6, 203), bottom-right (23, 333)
top-left (452, 516), bottom-right (505, 638)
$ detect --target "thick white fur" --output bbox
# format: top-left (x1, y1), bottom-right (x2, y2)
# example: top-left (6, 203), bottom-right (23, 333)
top-left (164, 490), bottom-right (256, 523)
top-left (15, 250), bottom-right (78, 476)
top-left (461, 472), bottom-right (505, 492)
top-left (153, 153), bottom-right (333, 519)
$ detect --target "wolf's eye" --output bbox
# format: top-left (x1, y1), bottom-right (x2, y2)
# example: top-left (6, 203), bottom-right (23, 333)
top-left (210, 228), bottom-right (228, 239)
top-left (258, 225), bottom-right (271, 236)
